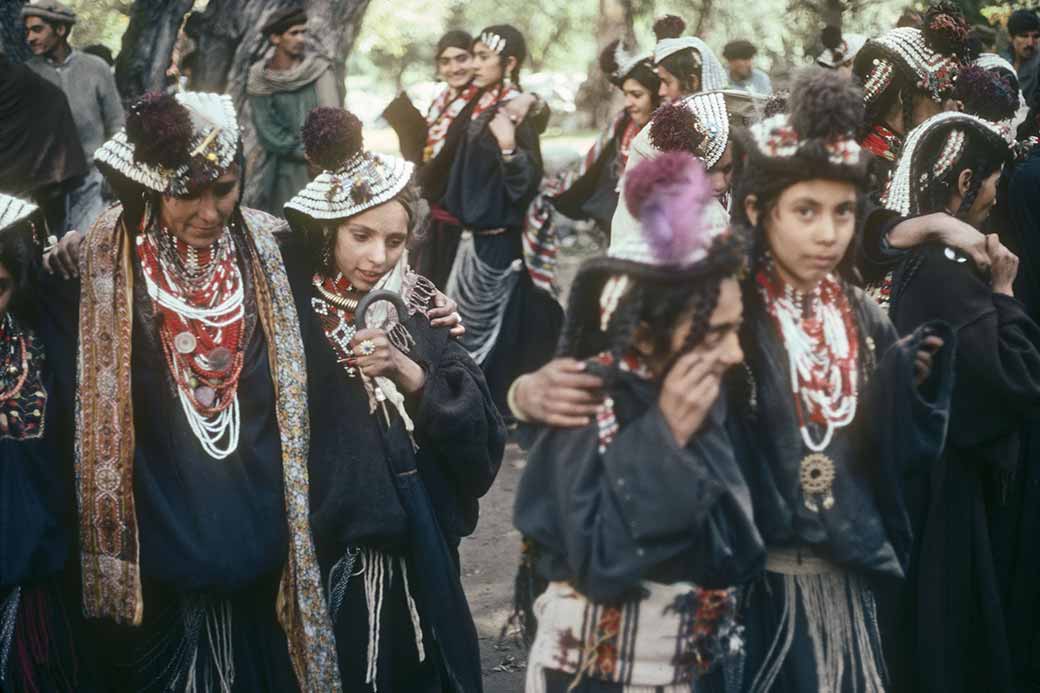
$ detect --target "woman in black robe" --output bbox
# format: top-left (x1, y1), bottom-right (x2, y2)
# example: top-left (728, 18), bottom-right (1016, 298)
top-left (877, 111), bottom-right (1040, 693)
top-left (0, 195), bottom-right (98, 693)
top-left (440, 24), bottom-right (564, 414)
top-left (724, 68), bottom-right (955, 693)
top-left (46, 91), bottom-right (340, 692)
top-left (513, 152), bottom-right (761, 692)
top-left (284, 107), bottom-right (506, 692)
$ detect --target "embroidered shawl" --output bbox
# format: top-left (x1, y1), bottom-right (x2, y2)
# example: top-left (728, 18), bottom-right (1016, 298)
top-left (424, 82), bottom-right (480, 162)
top-left (76, 205), bottom-right (342, 692)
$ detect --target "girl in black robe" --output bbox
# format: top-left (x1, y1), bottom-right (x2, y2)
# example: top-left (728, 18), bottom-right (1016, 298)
top-left (877, 111), bottom-right (1040, 693)
top-left (285, 107), bottom-right (506, 692)
top-left (441, 24), bottom-right (564, 414)
top-left (725, 68), bottom-right (955, 693)
top-left (513, 152), bottom-right (761, 692)
top-left (0, 196), bottom-right (98, 693)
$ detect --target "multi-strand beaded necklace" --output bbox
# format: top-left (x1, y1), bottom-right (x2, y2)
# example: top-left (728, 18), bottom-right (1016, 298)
top-left (0, 313), bottom-right (46, 440)
top-left (137, 225), bottom-right (246, 459)
top-left (311, 272), bottom-right (365, 378)
top-left (757, 267), bottom-right (860, 512)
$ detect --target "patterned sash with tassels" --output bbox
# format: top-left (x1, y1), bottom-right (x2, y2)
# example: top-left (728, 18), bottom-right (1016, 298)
top-left (522, 111), bottom-right (633, 294)
top-left (76, 205), bottom-right (342, 692)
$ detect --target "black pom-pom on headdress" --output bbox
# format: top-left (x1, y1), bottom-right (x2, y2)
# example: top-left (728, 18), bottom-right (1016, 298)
top-left (126, 92), bottom-right (194, 171)
top-left (649, 102), bottom-right (706, 155)
top-left (923, 1), bottom-right (973, 58)
top-left (763, 90), bottom-right (790, 119)
top-left (653, 14), bottom-right (686, 41)
top-left (821, 25), bottom-right (843, 51)
top-left (302, 107), bottom-right (364, 172)
top-left (953, 65), bottom-right (1019, 123)
top-left (599, 39), bottom-right (622, 82)
top-left (789, 67), bottom-right (864, 140)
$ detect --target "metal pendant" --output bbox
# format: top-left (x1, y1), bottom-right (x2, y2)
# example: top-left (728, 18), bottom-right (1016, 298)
top-left (174, 331), bottom-right (197, 355)
top-left (800, 453), bottom-right (836, 512)
top-left (207, 347), bottom-right (232, 373)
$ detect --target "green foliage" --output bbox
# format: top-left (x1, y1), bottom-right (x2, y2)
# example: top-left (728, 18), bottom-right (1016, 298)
top-left (63, 0), bottom-right (130, 53)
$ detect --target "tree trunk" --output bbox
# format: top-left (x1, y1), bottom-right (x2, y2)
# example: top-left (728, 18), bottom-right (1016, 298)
top-left (574, 0), bottom-right (634, 130)
top-left (0, 0), bottom-right (31, 63)
top-left (184, 0), bottom-right (372, 208)
top-left (114, 0), bottom-right (194, 100)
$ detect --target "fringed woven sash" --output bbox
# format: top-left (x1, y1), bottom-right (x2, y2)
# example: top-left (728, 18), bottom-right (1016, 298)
top-left (76, 205), bottom-right (341, 692)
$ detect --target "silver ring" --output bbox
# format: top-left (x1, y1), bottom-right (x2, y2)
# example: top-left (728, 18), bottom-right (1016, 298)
top-left (357, 339), bottom-right (376, 356)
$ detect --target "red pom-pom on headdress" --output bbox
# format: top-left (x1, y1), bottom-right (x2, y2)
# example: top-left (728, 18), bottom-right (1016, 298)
top-left (302, 107), bottom-right (364, 172)
top-left (649, 102), bottom-right (706, 155)
top-left (923, 1), bottom-right (973, 58)
top-left (625, 151), bottom-right (713, 262)
top-left (126, 92), bottom-right (194, 171)
top-left (653, 14), bottom-right (686, 41)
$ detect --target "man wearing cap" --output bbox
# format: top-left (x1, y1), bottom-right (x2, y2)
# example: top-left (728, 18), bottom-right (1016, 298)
top-left (1002, 9), bottom-right (1040, 106)
top-left (21, 0), bottom-right (123, 236)
top-left (723, 39), bottom-right (772, 95)
top-left (247, 6), bottom-right (340, 214)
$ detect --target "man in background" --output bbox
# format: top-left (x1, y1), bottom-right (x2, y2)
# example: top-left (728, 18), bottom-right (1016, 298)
top-left (723, 39), bottom-right (772, 95)
top-left (247, 5), bottom-right (340, 213)
top-left (22, 0), bottom-right (123, 235)
top-left (1003, 9), bottom-right (1040, 107)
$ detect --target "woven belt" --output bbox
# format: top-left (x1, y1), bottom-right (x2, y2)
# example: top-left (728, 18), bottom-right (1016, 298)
top-left (766, 546), bottom-right (843, 576)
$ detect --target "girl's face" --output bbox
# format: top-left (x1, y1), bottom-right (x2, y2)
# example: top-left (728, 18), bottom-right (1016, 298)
top-left (438, 47), bottom-right (474, 90)
top-left (0, 261), bottom-right (12, 318)
top-left (159, 169), bottom-right (240, 248)
top-left (952, 167), bottom-right (1003, 228)
top-left (656, 65), bottom-right (684, 104)
top-left (747, 179), bottom-right (858, 292)
top-left (331, 200), bottom-right (409, 292)
top-left (472, 42), bottom-right (513, 87)
top-left (622, 77), bottom-right (655, 127)
top-left (638, 277), bottom-right (745, 378)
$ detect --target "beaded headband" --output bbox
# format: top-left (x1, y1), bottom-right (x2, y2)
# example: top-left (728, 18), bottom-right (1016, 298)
top-left (480, 31), bottom-right (506, 55)
top-left (861, 27), bottom-right (962, 103)
top-left (881, 111), bottom-right (1007, 216)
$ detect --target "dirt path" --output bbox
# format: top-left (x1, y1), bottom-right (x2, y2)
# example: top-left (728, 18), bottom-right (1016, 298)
top-left (461, 443), bottom-right (528, 692)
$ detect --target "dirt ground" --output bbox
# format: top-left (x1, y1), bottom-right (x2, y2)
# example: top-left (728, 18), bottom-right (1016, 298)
top-left (460, 443), bottom-right (530, 693)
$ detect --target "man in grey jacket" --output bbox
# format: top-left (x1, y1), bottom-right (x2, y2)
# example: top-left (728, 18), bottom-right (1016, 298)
top-left (22, 0), bottom-right (123, 235)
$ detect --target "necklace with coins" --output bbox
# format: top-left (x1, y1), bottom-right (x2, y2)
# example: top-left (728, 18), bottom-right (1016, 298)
top-left (137, 225), bottom-right (247, 459)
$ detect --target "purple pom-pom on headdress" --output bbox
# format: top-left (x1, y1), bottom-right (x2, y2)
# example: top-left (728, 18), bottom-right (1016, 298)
top-left (624, 151), bottom-right (713, 262)
top-left (954, 65), bottom-right (1019, 123)
top-left (126, 92), bottom-right (194, 171)
top-left (649, 103), bottom-right (706, 155)
top-left (302, 107), bottom-right (364, 171)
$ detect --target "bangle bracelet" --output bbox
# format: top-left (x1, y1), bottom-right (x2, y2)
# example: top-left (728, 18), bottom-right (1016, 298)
top-left (507, 378), bottom-right (531, 423)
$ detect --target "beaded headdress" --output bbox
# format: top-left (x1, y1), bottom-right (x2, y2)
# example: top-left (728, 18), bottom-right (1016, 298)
top-left (0, 195), bottom-right (38, 235)
top-left (736, 68), bottom-right (868, 186)
top-left (854, 3), bottom-right (974, 106)
top-left (651, 15), bottom-right (727, 91)
top-left (816, 26), bottom-right (867, 69)
top-left (880, 111), bottom-right (1008, 216)
top-left (648, 91), bottom-right (731, 167)
top-left (599, 39), bottom-right (654, 88)
top-left (285, 108), bottom-right (415, 223)
top-left (95, 91), bottom-right (240, 197)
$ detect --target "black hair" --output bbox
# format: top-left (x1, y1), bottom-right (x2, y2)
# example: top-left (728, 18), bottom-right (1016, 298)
top-left (599, 40), bottom-right (661, 107)
top-left (625, 62), bottom-right (663, 109)
top-left (475, 25), bottom-right (526, 85)
top-left (0, 223), bottom-right (41, 326)
top-left (82, 43), bottom-right (114, 66)
top-left (436, 30), bottom-right (473, 59)
top-left (652, 14), bottom-right (701, 94)
top-left (723, 39), bottom-right (756, 61)
top-left (1008, 9), bottom-right (1040, 38)
top-left (916, 126), bottom-right (1007, 220)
